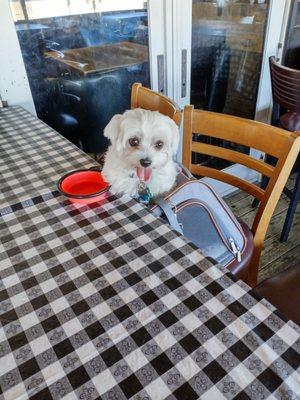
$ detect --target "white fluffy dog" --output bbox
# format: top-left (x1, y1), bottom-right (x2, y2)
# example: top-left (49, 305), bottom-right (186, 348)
top-left (102, 108), bottom-right (180, 199)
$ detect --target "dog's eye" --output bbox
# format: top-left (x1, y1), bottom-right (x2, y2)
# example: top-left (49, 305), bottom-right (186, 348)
top-left (129, 137), bottom-right (139, 147)
top-left (155, 140), bottom-right (164, 149)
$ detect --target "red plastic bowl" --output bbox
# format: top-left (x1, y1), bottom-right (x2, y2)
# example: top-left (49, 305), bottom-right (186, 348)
top-left (57, 169), bottom-right (110, 204)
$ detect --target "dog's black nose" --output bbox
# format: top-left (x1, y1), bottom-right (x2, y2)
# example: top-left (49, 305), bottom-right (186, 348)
top-left (140, 158), bottom-right (152, 167)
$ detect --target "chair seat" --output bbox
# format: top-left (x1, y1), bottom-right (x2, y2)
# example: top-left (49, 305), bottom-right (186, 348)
top-left (280, 111), bottom-right (300, 132)
top-left (253, 262), bottom-right (300, 325)
top-left (227, 221), bottom-right (254, 281)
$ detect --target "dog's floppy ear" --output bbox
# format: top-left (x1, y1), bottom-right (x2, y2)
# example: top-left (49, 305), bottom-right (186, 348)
top-left (104, 114), bottom-right (124, 151)
top-left (169, 119), bottom-right (180, 155)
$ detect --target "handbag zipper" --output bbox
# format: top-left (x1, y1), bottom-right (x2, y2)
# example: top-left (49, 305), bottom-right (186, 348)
top-left (176, 200), bottom-right (242, 262)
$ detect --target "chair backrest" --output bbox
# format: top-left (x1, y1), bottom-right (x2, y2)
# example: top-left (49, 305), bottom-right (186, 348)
top-left (131, 83), bottom-right (182, 126)
top-left (269, 56), bottom-right (300, 112)
top-left (183, 105), bottom-right (300, 285)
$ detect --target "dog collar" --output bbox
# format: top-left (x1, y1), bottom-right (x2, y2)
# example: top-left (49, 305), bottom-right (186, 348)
top-left (137, 181), bottom-right (152, 205)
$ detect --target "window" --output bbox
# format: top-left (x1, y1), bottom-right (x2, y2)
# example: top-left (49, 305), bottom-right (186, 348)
top-left (10, 0), bottom-right (26, 21)
top-left (10, 0), bottom-right (145, 22)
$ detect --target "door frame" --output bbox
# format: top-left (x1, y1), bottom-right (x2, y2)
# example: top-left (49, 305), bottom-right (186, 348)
top-left (148, 0), bottom-right (173, 95)
top-left (168, 0), bottom-right (291, 196)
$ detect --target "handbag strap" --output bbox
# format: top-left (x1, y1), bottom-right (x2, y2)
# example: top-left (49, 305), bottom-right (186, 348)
top-left (155, 198), bottom-right (183, 235)
top-left (178, 163), bottom-right (195, 179)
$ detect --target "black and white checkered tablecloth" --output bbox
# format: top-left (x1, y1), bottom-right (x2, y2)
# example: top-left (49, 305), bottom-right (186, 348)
top-left (1, 193), bottom-right (299, 400)
top-left (0, 106), bottom-right (97, 209)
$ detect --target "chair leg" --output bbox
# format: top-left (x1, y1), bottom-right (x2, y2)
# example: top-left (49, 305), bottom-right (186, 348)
top-left (252, 154), bottom-right (275, 208)
top-left (246, 243), bottom-right (263, 288)
top-left (252, 175), bottom-right (268, 208)
top-left (280, 168), bottom-right (300, 242)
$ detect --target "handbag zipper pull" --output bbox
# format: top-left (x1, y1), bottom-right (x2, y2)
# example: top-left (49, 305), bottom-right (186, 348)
top-left (228, 237), bottom-right (241, 262)
top-left (169, 201), bottom-right (183, 232)
top-left (236, 246), bottom-right (241, 262)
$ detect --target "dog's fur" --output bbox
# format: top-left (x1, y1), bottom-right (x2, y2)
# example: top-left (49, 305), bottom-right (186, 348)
top-left (102, 108), bottom-right (180, 198)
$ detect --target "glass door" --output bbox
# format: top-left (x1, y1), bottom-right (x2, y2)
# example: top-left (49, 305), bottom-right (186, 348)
top-left (8, 0), bottom-right (155, 155)
top-left (283, 0), bottom-right (300, 69)
top-left (172, 0), bottom-right (289, 195)
top-left (191, 0), bottom-right (270, 119)
top-left (190, 0), bottom-right (270, 171)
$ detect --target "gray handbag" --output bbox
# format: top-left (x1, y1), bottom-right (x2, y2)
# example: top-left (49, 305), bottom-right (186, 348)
top-left (150, 168), bottom-right (247, 268)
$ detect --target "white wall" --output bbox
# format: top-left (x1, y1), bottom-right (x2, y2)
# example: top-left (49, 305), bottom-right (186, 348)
top-left (0, 0), bottom-right (36, 114)
top-left (254, 0), bottom-right (290, 124)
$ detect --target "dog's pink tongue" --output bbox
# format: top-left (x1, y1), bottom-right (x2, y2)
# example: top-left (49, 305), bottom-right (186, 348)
top-left (136, 166), bottom-right (152, 182)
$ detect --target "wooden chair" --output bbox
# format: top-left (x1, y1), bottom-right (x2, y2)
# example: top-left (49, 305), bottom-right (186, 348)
top-left (253, 260), bottom-right (300, 325)
top-left (131, 83), bottom-right (182, 126)
top-left (183, 105), bottom-right (300, 286)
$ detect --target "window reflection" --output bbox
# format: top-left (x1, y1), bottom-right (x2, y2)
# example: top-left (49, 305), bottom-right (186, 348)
top-left (191, 0), bottom-right (269, 169)
top-left (192, 0), bottom-right (269, 117)
top-left (10, 0), bottom-right (149, 154)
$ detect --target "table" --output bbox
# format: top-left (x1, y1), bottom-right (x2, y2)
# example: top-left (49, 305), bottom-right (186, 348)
top-left (45, 42), bottom-right (149, 76)
top-left (0, 106), bottom-right (97, 210)
top-left (1, 106), bottom-right (300, 400)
